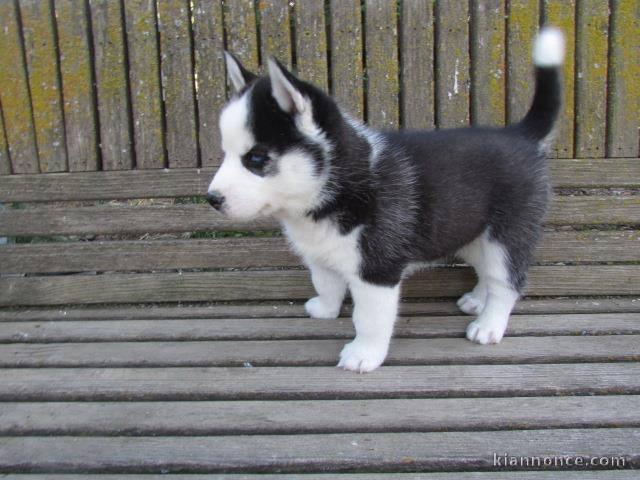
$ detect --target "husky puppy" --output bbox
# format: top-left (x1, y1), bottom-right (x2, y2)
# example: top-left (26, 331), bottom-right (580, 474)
top-left (207, 28), bottom-right (565, 372)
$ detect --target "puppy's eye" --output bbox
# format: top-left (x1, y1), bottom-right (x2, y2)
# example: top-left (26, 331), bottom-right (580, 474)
top-left (242, 149), bottom-right (271, 175)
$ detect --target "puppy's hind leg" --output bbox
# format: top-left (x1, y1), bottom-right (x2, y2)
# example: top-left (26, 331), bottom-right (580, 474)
top-left (305, 263), bottom-right (347, 319)
top-left (338, 278), bottom-right (400, 373)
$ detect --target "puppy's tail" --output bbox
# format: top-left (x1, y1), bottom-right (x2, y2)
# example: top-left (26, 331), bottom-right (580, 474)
top-left (517, 27), bottom-right (565, 144)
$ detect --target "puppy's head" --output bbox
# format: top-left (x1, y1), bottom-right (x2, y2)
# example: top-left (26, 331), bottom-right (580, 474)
top-left (207, 53), bottom-right (336, 220)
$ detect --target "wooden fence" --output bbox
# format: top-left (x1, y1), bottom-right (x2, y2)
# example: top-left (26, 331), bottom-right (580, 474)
top-left (0, 0), bottom-right (637, 176)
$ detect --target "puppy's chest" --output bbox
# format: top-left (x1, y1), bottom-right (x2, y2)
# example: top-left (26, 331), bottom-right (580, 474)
top-left (281, 218), bottom-right (362, 275)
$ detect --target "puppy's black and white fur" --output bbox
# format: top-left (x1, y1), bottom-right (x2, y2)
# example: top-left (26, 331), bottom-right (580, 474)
top-left (208, 28), bottom-right (565, 372)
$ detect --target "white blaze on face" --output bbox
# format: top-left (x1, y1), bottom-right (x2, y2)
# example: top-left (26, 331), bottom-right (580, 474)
top-left (208, 90), bottom-right (327, 220)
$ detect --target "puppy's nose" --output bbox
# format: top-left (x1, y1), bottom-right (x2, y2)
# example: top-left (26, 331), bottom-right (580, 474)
top-left (206, 191), bottom-right (225, 211)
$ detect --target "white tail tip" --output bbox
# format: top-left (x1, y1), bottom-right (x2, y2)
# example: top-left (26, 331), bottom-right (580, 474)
top-left (533, 27), bottom-right (565, 67)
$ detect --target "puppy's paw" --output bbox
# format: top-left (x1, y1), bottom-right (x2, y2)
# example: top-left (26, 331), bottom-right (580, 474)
top-left (457, 292), bottom-right (485, 315)
top-left (304, 296), bottom-right (340, 319)
top-left (466, 318), bottom-right (506, 344)
top-left (337, 339), bottom-right (387, 373)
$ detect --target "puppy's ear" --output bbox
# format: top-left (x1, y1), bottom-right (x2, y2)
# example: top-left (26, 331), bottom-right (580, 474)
top-left (267, 57), bottom-right (307, 115)
top-left (224, 51), bottom-right (257, 92)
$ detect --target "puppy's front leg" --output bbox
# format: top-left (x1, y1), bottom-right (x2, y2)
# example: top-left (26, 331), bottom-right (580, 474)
top-left (338, 278), bottom-right (400, 373)
top-left (304, 263), bottom-right (347, 319)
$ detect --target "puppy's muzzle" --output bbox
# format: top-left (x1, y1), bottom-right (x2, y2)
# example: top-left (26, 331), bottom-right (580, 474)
top-left (206, 191), bottom-right (225, 211)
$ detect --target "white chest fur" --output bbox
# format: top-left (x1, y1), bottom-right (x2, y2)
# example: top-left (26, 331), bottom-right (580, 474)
top-left (281, 216), bottom-right (362, 277)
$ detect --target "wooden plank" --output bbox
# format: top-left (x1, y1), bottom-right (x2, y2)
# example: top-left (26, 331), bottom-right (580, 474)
top-left (123, 0), bottom-right (165, 169)
top-left (543, 0), bottom-right (576, 158)
top-left (2, 336), bottom-right (639, 367)
top-left (1, 230), bottom-right (637, 275)
top-left (575, 0), bottom-right (610, 158)
top-left (2, 297), bottom-right (639, 322)
top-left (156, 0), bottom-right (198, 168)
top-left (1, 158), bottom-right (638, 203)
top-left (2, 195), bottom-right (638, 237)
top-left (435, 0), bottom-right (470, 128)
top-left (1, 313), bottom-right (638, 342)
top-left (0, 364), bottom-right (639, 401)
top-left (329, 0), bottom-right (364, 119)
top-left (192, 0), bottom-right (226, 166)
top-left (89, 0), bottom-right (134, 170)
top-left (19, 0), bottom-right (67, 172)
top-left (471, 0), bottom-right (506, 126)
top-left (2, 396), bottom-right (639, 436)
top-left (606, 0), bottom-right (640, 157)
top-left (0, 0), bottom-right (39, 173)
top-left (365, 0), bottom-right (399, 129)
top-left (506, 0), bottom-right (539, 124)
top-left (223, 0), bottom-right (259, 73)
top-left (259, 0), bottom-right (291, 69)
top-left (0, 101), bottom-right (10, 174)
top-left (401, 0), bottom-right (435, 129)
top-left (1, 429), bottom-right (638, 472)
top-left (54, 0), bottom-right (99, 171)
top-left (294, 0), bottom-right (328, 91)
top-left (0, 265), bottom-right (638, 306)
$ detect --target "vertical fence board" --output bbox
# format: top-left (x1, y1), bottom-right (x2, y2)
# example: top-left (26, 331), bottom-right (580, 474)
top-left (157, 0), bottom-right (198, 168)
top-left (0, 0), bottom-right (38, 173)
top-left (606, 0), bottom-right (639, 158)
top-left (0, 102), bottom-right (10, 174)
top-left (123, 0), bottom-right (165, 169)
top-left (19, 0), bottom-right (67, 172)
top-left (471, 0), bottom-right (506, 127)
top-left (294, 0), bottom-right (328, 91)
top-left (575, 0), bottom-right (609, 158)
top-left (90, 0), bottom-right (134, 170)
top-left (193, 0), bottom-right (226, 167)
top-left (259, 0), bottom-right (291, 69)
top-left (435, 0), bottom-right (470, 128)
top-left (365, 0), bottom-right (399, 129)
top-left (401, 0), bottom-right (434, 130)
top-left (543, 0), bottom-right (576, 158)
top-left (224, 0), bottom-right (259, 74)
top-left (55, 0), bottom-right (99, 172)
top-left (330, 0), bottom-right (363, 120)
top-left (506, 0), bottom-right (538, 124)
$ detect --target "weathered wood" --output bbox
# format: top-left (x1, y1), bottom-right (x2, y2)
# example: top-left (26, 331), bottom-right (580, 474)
top-left (2, 195), bottom-right (638, 237)
top-left (471, 0), bottom-right (506, 126)
top-left (224, 0), bottom-right (259, 72)
top-left (606, 0), bottom-right (639, 157)
top-left (549, 158), bottom-right (640, 187)
top-left (123, 0), bottom-right (165, 169)
top-left (0, 0), bottom-right (39, 173)
top-left (192, 0), bottom-right (226, 166)
top-left (1, 363), bottom-right (639, 401)
top-left (330, 0), bottom-right (364, 119)
top-left (435, 1), bottom-right (470, 128)
top-left (365, 0), bottom-right (399, 129)
top-left (1, 429), bottom-right (638, 472)
top-left (543, 0), bottom-right (576, 158)
top-left (2, 297), bottom-right (638, 322)
top-left (157, 0), bottom-right (198, 168)
top-left (19, 0), bottom-right (67, 172)
top-left (294, 0), bottom-right (328, 91)
top-left (1, 313), bottom-right (638, 342)
top-left (259, 0), bottom-right (291, 69)
top-left (0, 101), bottom-right (10, 174)
top-left (400, 0), bottom-right (435, 129)
top-left (2, 395), bottom-right (639, 436)
top-left (3, 335), bottom-right (639, 368)
top-left (0, 266), bottom-right (639, 306)
top-left (575, 0), bottom-right (610, 158)
top-left (89, 0), bottom-right (133, 170)
top-left (1, 230), bottom-right (637, 275)
top-left (506, 0), bottom-right (538, 124)
top-left (54, 0), bottom-right (99, 171)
